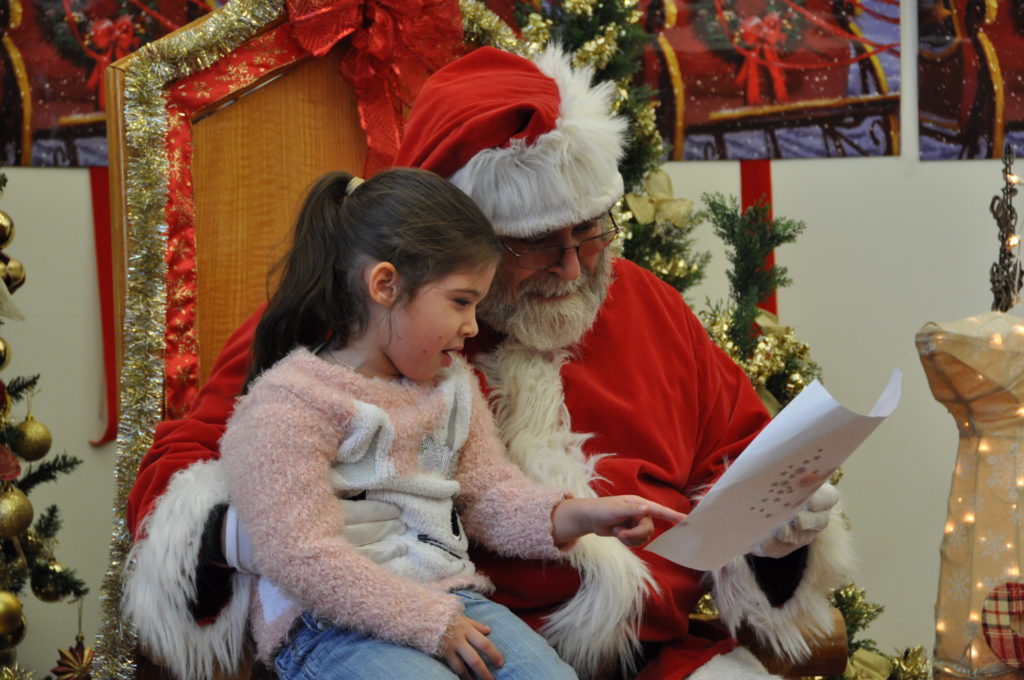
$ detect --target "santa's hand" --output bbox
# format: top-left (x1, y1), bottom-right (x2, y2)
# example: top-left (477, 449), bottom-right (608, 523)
top-left (751, 482), bottom-right (839, 559)
top-left (222, 498), bottom-right (407, 573)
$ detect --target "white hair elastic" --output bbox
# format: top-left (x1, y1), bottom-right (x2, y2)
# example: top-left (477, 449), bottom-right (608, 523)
top-left (346, 176), bottom-right (365, 196)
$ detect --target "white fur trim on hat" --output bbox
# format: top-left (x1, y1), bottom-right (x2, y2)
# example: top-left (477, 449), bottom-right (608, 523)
top-left (449, 45), bottom-right (627, 239)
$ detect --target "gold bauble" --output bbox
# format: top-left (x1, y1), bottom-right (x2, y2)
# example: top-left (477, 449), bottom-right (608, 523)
top-left (0, 487), bottom-right (31, 538)
top-left (0, 615), bottom-right (26, 649)
top-left (0, 213), bottom-right (12, 250)
top-left (0, 338), bottom-right (10, 372)
top-left (0, 592), bottom-right (21, 636)
top-left (30, 561), bottom-right (64, 602)
top-left (2, 259), bottom-right (24, 293)
top-left (12, 415), bottom-right (50, 461)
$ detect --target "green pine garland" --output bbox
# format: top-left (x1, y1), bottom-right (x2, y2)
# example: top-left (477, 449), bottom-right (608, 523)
top-left (620, 216), bottom-right (710, 295)
top-left (701, 192), bottom-right (803, 357)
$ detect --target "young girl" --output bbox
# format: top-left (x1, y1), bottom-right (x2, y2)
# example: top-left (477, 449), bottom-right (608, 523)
top-left (219, 168), bottom-right (685, 680)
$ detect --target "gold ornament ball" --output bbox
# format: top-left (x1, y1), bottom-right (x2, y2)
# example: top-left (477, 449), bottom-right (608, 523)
top-left (30, 561), bottom-right (64, 602)
top-left (0, 615), bottom-right (26, 649)
top-left (0, 213), bottom-right (12, 250)
top-left (3, 259), bottom-right (24, 292)
top-left (0, 338), bottom-right (9, 372)
top-left (0, 592), bottom-right (21, 636)
top-left (12, 415), bottom-right (51, 461)
top-left (0, 487), bottom-right (32, 538)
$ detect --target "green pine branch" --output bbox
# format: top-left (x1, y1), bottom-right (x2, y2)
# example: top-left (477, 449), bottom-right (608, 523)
top-left (16, 453), bottom-right (83, 495)
top-left (621, 218), bottom-right (711, 295)
top-left (32, 505), bottom-right (61, 540)
top-left (699, 193), bottom-right (805, 358)
top-left (6, 375), bottom-right (40, 402)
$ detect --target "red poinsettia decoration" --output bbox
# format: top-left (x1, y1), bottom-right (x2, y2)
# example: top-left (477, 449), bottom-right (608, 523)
top-left (0, 445), bottom-right (20, 482)
top-left (51, 636), bottom-right (93, 680)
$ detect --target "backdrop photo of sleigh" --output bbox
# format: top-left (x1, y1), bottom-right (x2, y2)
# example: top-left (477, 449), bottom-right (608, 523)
top-left (919, 0), bottom-right (1024, 160)
top-left (640, 0), bottom-right (900, 160)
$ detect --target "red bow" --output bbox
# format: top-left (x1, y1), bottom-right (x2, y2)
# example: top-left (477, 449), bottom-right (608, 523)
top-left (286, 0), bottom-right (464, 173)
top-left (735, 12), bottom-right (790, 105)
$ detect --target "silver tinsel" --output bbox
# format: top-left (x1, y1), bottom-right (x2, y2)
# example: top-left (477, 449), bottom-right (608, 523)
top-left (94, 0), bottom-right (283, 677)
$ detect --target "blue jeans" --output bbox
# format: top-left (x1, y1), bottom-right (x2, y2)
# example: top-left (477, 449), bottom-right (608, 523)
top-left (274, 590), bottom-right (578, 680)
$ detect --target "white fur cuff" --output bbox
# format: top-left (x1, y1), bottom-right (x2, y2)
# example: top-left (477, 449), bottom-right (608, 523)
top-left (709, 505), bottom-right (854, 664)
top-left (122, 460), bottom-right (251, 680)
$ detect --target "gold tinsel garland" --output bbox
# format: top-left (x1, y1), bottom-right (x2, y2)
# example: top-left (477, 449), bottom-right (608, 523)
top-left (93, 1), bottom-right (284, 678)
top-left (0, 665), bottom-right (32, 680)
top-left (572, 23), bottom-right (619, 71)
top-left (459, 0), bottom-right (526, 53)
top-left (702, 306), bottom-right (816, 413)
top-left (520, 13), bottom-right (553, 54)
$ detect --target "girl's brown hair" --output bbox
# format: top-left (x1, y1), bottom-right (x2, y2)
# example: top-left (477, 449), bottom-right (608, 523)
top-left (247, 168), bottom-right (501, 387)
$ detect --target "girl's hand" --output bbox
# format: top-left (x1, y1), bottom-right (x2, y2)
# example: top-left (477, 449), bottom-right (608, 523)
top-left (440, 614), bottom-right (504, 680)
top-left (552, 496), bottom-right (687, 547)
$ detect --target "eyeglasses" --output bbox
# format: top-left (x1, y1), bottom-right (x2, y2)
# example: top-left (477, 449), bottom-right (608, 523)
top-left (501, 212), bottom-right (620, 270)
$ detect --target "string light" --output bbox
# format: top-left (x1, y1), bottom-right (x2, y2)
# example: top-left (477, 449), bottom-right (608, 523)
top-left (965, 512), bottom-right (975, 523)
top-left (978, 440), bottom-right (990, 452)
top-left (936, 620), bottom-right (946, 632)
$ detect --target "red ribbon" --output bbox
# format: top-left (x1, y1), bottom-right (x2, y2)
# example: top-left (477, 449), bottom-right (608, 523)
top-left (285, 0), bottom-right (463, 173)
top-left (735, 13), bottom-right (789, 105)
top-left (713, 0), bottom-right (898, 77)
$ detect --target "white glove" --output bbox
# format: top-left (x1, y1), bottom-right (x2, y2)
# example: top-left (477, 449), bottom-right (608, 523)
top-left (221, 498), bottom-right (408, 574)
top-left (751, 482), bottom-right (839, 559)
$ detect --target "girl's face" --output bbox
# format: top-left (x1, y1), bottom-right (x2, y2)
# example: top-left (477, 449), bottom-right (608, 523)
top-left (382, 263), bottom-right (496, 382)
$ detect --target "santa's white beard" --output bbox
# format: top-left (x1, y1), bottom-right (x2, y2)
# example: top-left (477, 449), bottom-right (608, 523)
top-left (478, 250), bottom-right (614, 352)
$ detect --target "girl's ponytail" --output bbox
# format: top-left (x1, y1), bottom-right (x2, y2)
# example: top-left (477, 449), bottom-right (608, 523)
top-left (247, 171), bottom-right (358, 388)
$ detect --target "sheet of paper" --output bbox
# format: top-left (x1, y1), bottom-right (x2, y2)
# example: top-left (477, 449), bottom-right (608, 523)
top-left (645, 369), bottom-right (901, 571)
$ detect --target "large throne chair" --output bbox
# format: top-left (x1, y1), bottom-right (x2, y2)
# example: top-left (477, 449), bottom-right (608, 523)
top-left (95, 1), bottom-right (847, 677)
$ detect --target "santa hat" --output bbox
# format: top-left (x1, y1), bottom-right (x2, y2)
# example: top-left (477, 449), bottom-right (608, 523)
top-left (394, 46), bottom-right (627, 239)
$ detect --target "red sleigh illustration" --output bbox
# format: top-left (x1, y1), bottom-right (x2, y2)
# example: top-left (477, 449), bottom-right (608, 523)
top-left (641, 0), bottom-right (899, 160)
top-left (919, 0), bottom-right (1024, 159)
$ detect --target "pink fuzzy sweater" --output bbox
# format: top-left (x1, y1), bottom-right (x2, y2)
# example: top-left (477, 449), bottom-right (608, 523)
top-left (219, 348), bottom-right (567, 662)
